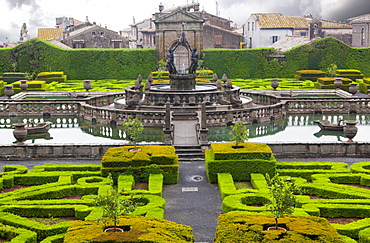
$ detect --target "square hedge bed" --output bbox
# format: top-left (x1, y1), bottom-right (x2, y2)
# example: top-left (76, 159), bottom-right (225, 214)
top-left (205, 142), bottom-right (276, 183)
top-left (214, 213), bottom-right (346, 243)
top-left (101, 145), bottom-right (178, 184)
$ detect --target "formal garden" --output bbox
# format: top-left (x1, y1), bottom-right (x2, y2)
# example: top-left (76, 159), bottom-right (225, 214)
top-left (0, 36), bottom-right (369, 242)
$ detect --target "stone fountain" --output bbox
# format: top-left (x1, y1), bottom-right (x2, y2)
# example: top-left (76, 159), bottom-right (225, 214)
top-left (115, 30), bottom-right (251, 112)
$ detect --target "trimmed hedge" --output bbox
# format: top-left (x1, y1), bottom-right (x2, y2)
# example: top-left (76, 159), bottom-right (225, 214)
top-left (101, 145), bottom-right (178, 184)
top-left (0, 72), bottom-right (27, 83)
top-left (214, 213), bottom-right (345, 243)
top-left (206, 142), bottom-right (276, 183)
top-left (36, 72), bottom-right (67, 83)
top-left (0, 38), bottom-right (156, 80)
top-left (64, 216), bottom-right (194, 243)
top-left (277, 162), bottom-right (349, 181)
top-left (335, 69), bottom-right (364, 81)
top-left (204, 37), bottom-right (370, 78)
top-left (294, 70), bottom-right (326, 81)
top-left (0, 222), bottom-right (37, 243)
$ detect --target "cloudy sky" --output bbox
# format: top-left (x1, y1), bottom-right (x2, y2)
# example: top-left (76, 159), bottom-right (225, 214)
top-left (0, 0), bottom-right (369, 43)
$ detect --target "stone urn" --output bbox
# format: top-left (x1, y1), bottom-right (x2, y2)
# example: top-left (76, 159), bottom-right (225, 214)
top-left (349, 83), bottom-right (358, 95)
top-left (343, 120), bottom-right (358, 142)
top-left (271, 78), bottom-right (279, 91)
top-left (4, 85), bottom-right (14, 99)
top-left (19, 80), bottom-right (29, 92)
top-left (334, 78), bottom-right (342, 90)
top-left (83, 80), bottom-right (92, 92)
top-left (13, 123), bottom-right (28, 145)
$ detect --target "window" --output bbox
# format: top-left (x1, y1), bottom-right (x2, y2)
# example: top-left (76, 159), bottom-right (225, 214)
top-left (361, 28), bottom-right (365, 46)
top-left (73, 43), bottom-right (85, 48)
top-left (92, 32), bottom-right (96, 37)
top-left (113, 42), bottom-right (120, 48)
top-left (270, 36), bottom-right (280, 44)
top-left (248, 22), bottom-right (250, 31)
top-left (215, 35), bottom-right (222, 46)
top-left (300, 32), bottom-right (306, 36)
top-left (252, 22), bottom-right (254, 31)
top-left (100, 32), bottom-right (104, 37)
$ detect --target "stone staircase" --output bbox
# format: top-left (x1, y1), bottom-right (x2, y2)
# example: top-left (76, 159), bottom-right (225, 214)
top-left (175, 145), bottom-right (205, 162)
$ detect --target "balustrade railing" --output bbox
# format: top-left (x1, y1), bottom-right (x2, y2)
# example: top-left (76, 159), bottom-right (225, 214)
top-left (2, 91), bottom-right (370, 127)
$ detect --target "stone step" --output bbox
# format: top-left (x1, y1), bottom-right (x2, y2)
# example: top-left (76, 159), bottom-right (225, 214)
top-left (175, 145), bottom-right (204, 162)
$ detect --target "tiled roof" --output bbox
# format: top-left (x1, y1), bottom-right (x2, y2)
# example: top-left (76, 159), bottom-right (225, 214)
top-left (37, 28), bottom-right (64, 40)
top-left (348, 13), bottom-right (370, 23)
top-left (253, 13), bottom-right (351, 29)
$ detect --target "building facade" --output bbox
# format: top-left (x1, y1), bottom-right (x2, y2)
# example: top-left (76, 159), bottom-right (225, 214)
top-left (244, 13), bottom-right (352, 49)
top-left (349, 13), bottom-right (370, 47)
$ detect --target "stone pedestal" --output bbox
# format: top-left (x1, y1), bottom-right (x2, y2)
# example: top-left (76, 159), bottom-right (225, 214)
top-left (170, 74), bottom-right (196, 90)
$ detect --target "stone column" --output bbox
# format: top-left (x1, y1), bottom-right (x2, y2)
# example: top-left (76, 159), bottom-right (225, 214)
top-left (163, 102), bottom-right (173, 144)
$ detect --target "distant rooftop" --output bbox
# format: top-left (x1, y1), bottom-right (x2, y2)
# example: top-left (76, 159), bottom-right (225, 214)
top-left (348, 13), bottom-right (370, 23)
top-left (252, 13), bottom-right (351, 29)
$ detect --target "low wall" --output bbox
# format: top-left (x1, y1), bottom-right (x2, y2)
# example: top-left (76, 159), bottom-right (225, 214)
top-left (267, 142), bottom-right (370, 158)
top-left (1, 142), bottom-right (370, 159)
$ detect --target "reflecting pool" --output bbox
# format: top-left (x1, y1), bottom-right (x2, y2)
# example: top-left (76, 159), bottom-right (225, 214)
top-left (208, 114), bottom-right (370, 143)
top-left (1, 114), bottom-right (370, 145)
top-left (0, 117), bottom-right (164, 145)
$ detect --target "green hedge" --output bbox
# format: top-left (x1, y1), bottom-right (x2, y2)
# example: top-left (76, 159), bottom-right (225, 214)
top-left (335, 69), bottom-right (364, 81)
top-left (277, 162), bottom-right (349, 181)
top-left (36, 72), bottom-right (67, 83)
top-left (40, 234), bottom-right (65, 243)
top-left (204, 37), bottom-right (370, 78)
top-left (0, 222), bottom-right (37, 243)
top-left (0, 72), bottom-right (27, 83)
top-left (359, 227), bottom-right (370, 243)
top-left (294, 70), bottom-right (326, 81)
top-left (0, 38), bottom-right (156, 80)
top-left (214, 213), bottom-right (345, 243)
top-left (206, 142), bottom-right (276, 183)
top-left (64, 216), bottom-right (194, 243)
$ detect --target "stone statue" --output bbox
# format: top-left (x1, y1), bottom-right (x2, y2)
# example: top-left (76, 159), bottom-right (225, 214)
top-left (20, 23), bottom-right (28, 41)
top-left (166, 48), bottom-right (177, 74)
top-left (188, 47), bottom-right (198, 74)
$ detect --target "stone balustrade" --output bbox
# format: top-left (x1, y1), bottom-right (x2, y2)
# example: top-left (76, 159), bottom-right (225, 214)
top-left (1, 91), bottom-right (370, 127)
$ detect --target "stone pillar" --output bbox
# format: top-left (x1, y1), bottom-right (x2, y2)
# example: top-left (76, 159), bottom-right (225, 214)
top-left (199, 102), bottom-right (209, 146)
top-left (163, 102), bottom-right (173, 144)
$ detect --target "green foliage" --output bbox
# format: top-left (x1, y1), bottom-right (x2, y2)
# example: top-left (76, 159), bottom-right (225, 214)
top-left (122, 116), bottom-right (144, 148)
top-left (214, 214), bottom-right (345, 243)
top-left (229, 121), bottom-right (249, 147)
top-left (0, 38), bottom-right (156, 80)
top-left (64, 216), bottom-right (194, 243)
top-left (205, 142), bottom-right (276, 183)
top-left (326, 63), bottom-right (338, 77)
top-left (94, 175), bottom-right (143, 231)
top-left (266, 173), bottom-right (301, 229)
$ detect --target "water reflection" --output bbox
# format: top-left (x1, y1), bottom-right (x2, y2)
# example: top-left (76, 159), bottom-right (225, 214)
top-left (208, 114), bottom-right (370, 143)
top-left (0, 116), bottom-right (164, 144)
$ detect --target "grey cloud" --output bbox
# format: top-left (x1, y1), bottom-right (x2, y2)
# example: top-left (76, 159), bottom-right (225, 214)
top-left (6, 0), bottom-right (38, 9)
top-left (216, 0), bottom-right (369, 24)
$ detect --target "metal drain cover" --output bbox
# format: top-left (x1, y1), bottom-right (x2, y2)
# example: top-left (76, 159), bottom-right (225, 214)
top-left (192, 176), bottom-right (203, 181)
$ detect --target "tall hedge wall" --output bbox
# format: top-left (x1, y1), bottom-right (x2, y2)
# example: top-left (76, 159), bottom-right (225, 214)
top-left (203, 37), bottom-right (370, 79)
top-left (0, 38), bottom-right (156, 80)
top-left (2, 37), bottom-right (370, 80)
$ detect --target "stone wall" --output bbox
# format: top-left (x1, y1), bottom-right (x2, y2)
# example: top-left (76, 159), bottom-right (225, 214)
top-left (2, 142), bottom-right (370, 159)
top-left (203, 25), bottom-right (241, 49)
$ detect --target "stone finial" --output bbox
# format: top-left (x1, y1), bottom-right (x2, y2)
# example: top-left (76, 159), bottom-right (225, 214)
top-left (137, 74), bottom-right (142, 83)
top-left (226, 79), bottom-right (233, 89)
top-left (145, 80), bottom-right (151, 91)
top-left (222, 74), bottom-right (227, 83)
top-left (216, 80), bottom-right (222, 90)
top-left (147, 73), bottom-right (154, 83)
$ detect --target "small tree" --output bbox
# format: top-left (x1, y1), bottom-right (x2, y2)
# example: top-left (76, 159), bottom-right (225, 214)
top-left (122, 116), bottom-right (144, 148)
top-left (94, 174), bottom-right (142, 232)
top-left (265, 173), bottom-right (300, 230)
top-left (229, 122), bottom-right (249, 147)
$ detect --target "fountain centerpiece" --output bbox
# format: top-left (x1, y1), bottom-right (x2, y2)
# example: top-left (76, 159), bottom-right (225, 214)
top-left (119, 28), bottom-right (249, 110)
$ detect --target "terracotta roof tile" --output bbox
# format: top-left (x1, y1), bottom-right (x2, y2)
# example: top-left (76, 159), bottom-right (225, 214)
top-left (38, 28), bottom-right (64, 40)
top-left (253, 13), bottom-right (351, 29)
